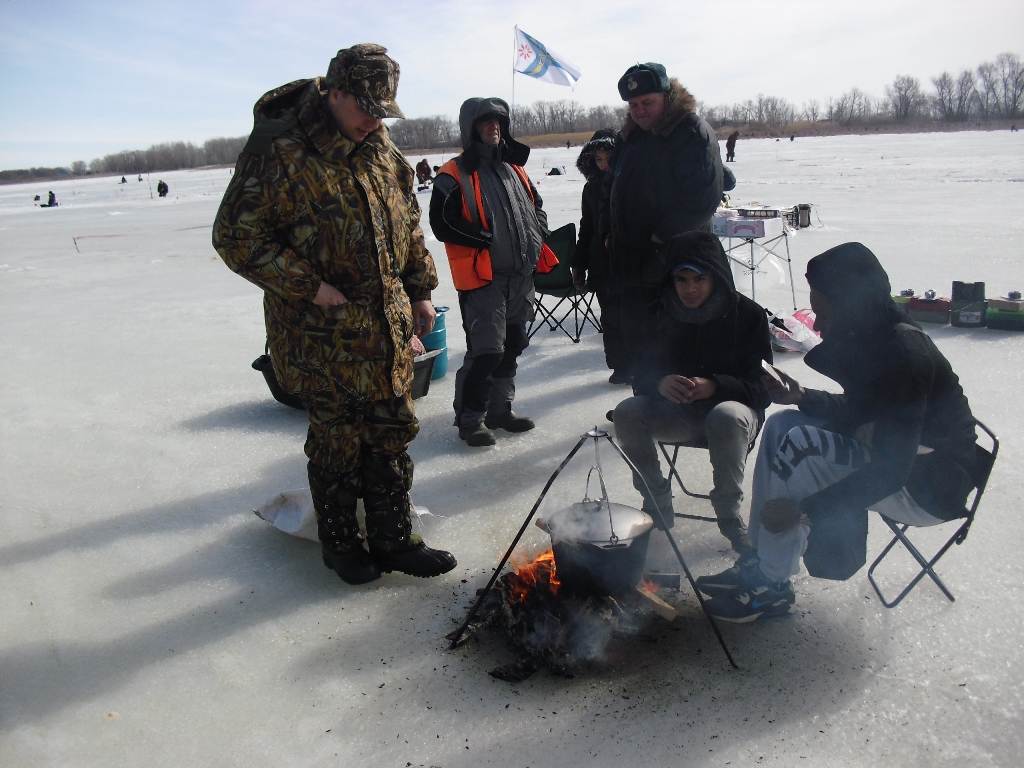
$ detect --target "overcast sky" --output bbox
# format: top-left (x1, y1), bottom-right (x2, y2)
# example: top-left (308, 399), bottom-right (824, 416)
top-left (2, 0), bottom-right (1022, 169)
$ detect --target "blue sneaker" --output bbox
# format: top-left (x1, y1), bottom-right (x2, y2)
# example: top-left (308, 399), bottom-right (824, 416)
top-left (705, 577), bottom-right (796, 623)
top-left (694, 552), bottom-right (760, 597)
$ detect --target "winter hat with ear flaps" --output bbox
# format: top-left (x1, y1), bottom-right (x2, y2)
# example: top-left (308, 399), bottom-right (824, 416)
top-left (617, 62), bottom-right (671, 100)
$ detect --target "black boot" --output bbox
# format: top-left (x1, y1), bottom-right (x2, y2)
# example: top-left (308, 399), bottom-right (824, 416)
top-left (308, 462), bottom-right (380, 585)
top-left (322, 547), bottom-right (381, 585)
top-left (373, 541), bottom-right (458, 578)
top-left (363, 483), bottom-right (457, 578)
top-left (459, 422), bottom-right (496, 446)
top-left (485, 405), bottom-right (535, 433)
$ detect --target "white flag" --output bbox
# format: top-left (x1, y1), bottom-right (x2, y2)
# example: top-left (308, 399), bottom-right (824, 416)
top-left (514, 27), bottom-right (582, 89)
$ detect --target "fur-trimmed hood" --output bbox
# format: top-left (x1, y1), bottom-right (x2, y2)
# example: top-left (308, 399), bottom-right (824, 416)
top-left (575, 129), bottom-right (617, 181)
top-left (620, 78), bottom-right (697, 140)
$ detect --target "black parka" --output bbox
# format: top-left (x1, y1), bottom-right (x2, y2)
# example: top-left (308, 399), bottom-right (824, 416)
top-left (633, 232), bottom-right (772, 418)
top-left (572, 130), bottom-right (617, 292)
top-left (601, 80), bottom-right (725, 289)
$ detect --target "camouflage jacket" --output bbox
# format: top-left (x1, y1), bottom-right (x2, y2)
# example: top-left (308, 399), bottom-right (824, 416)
top-left (213, 78), bottom-right (437, 403)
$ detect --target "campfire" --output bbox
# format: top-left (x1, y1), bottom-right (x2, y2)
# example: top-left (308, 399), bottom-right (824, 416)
top-left (447, 428), bottom-right (738, 672)
top-left (449, 548), bottom-right (679, 682)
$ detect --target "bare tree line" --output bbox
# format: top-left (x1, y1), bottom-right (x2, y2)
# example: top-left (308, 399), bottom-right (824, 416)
top-left (65, 136), bottom-right (249, 177)
top-left (392, 51), bottom-right (1020, 150)
top-left (388, 101), bottom-right (630, 149)
top-left (11, 50), bottom-right (1020, 178)
top-left (705, 51), bottom-right (1022, 128)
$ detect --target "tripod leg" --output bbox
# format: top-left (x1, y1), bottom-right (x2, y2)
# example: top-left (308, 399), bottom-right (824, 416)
top-left (603, 434), bottom-right (739, 669)
top-left (447, 434), bottom-right (590, 648)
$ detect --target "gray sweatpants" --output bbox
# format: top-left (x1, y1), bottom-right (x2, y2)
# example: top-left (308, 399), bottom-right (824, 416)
top-left (751, 409), bottom-right (943, 584)
top-left (614, 396), bottom-right (759, 520)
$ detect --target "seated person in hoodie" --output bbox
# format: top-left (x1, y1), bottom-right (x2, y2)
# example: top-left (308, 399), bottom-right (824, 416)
top-left (614, 231), bottom-right (771, 552)
top-left (699, 243), bottom-right (979, 623)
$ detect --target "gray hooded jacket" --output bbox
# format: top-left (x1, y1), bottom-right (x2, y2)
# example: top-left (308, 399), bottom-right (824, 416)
top-left (429, 97), bottom-right (548, 277)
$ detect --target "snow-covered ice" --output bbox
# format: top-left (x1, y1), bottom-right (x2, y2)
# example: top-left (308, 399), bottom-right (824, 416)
top-left (1, 131), bottom-right (1023, 766)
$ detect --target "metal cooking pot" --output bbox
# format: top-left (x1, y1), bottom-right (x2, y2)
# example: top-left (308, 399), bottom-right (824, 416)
top-left (546, 500), bottom-right (653, 597)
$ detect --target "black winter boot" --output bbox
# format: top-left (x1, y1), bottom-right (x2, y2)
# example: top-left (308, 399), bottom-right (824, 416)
top-left (373, 541), bottom-right (457, 578)
top-left (484, 405), bottom-right (535, 433)
top-left (308, 462), bottom-right (380, 585)
top-left (322, 547), bottom-right (381, 585)
top-left (459, 422), bottom-right (496, 446)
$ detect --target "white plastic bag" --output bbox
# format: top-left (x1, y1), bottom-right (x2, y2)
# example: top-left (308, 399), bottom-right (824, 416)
top-left (254, 489), bottom-right (437, 543)
top-left (769, 309), bottom-right (821, 353)
top-left (254, 489), bottom-right (319, 541)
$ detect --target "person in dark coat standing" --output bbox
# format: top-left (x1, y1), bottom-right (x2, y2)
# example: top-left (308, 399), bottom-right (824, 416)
top-left (614, 231), bottom-right (771, 552)
top-left (725, 130), bottom-right (739, 162)
top-left (698, 243), bottom-right (979, 623)
top-left (572, 129), bottom-right (629, 383)
top-left (601, 62), bottom-right (725, 381)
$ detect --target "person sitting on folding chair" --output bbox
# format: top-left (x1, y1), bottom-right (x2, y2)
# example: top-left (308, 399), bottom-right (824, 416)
top-left (614, 231), bottom-right (771, 551)
top-left (699, 242), bottom-right (979, 623)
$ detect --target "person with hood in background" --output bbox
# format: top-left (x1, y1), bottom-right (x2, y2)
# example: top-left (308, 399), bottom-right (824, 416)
top-left (600, 63), bottom-right (725, 380)
top-left (613, 231), bottom-right (771, 552)
top-left (698, 243), bottom-right (979, 623)
top-left (430, 97), bottom-right (557, 447)
top-left (573, 129), bottom-right (629, 384)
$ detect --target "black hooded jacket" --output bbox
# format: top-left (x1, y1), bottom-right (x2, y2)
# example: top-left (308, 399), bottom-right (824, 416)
top-left (600, 80), bottom-right (725, 289)
top-left (633, 232), bottom-right (772, 418)
top-left (572, 130), bottom-right (617, 291)
top-left (428, 97), bottom-right (548, 277)
top-left (797, 243), bottom-right (978, 521)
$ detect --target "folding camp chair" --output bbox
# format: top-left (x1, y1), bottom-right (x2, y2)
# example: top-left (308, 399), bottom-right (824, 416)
top-left (867, 420), bottom-right (999, 608)
top-left (658, 438), bottom-right (718, 524)
top-left (658, 428), bottom-right (762, 525)
top-left (528, 223), bottom-right (602, 344)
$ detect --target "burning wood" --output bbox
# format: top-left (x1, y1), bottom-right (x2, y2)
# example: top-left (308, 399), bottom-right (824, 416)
top-left (449, 549), bottom-right (679, 682)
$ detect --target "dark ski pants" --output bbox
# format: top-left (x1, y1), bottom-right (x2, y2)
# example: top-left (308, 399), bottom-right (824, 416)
top-left (620, 285), bottom-right (661, 382)
top-left (595, 288), bottom-right (628, 373)
top-left (453, 274), bottom-right (534, 428)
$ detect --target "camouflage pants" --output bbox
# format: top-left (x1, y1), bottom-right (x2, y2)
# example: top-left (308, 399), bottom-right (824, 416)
top-left (303, 393), bottom-right (419, 552)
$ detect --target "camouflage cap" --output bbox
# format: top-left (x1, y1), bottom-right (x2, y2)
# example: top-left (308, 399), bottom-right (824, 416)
top-left (325, 43), bottom-right (405, 119)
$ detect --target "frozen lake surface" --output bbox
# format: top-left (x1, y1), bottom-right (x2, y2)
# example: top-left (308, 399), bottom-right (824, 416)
top-left (2, 130), bottom-right (1023, 766)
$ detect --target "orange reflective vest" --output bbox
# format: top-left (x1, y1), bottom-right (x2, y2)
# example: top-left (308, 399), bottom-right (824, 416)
top-left (436, 158), bottom-right (558, 291)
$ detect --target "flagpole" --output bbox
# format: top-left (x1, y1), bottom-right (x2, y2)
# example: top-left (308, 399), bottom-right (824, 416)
top-left (511, 26), bottom-right (516, 117)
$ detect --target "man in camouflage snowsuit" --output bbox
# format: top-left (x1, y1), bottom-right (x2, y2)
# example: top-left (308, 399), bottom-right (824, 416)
top-left (213, 44), bottom-right (456, 585)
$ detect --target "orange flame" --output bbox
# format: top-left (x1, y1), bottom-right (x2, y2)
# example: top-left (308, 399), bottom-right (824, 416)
top-left (639, 576), bottom-right (660, 595)
top-left (507, 548), bottom-right (561, 602)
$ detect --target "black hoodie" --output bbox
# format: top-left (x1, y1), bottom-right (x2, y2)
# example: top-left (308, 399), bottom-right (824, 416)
top-left (797, 242), bottom-right (978, 521)
top-left (633, 231), bottom-right (772, 417)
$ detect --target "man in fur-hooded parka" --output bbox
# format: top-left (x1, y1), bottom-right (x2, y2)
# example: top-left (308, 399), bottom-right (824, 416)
top-left (601, 63), bottom-right (725, 381)
top-left (602, 64), bottom-right (725, 289)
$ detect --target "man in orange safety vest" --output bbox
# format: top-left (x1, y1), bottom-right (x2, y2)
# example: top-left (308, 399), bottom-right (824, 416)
top-left (429, 97), bottom-right (557, 447)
